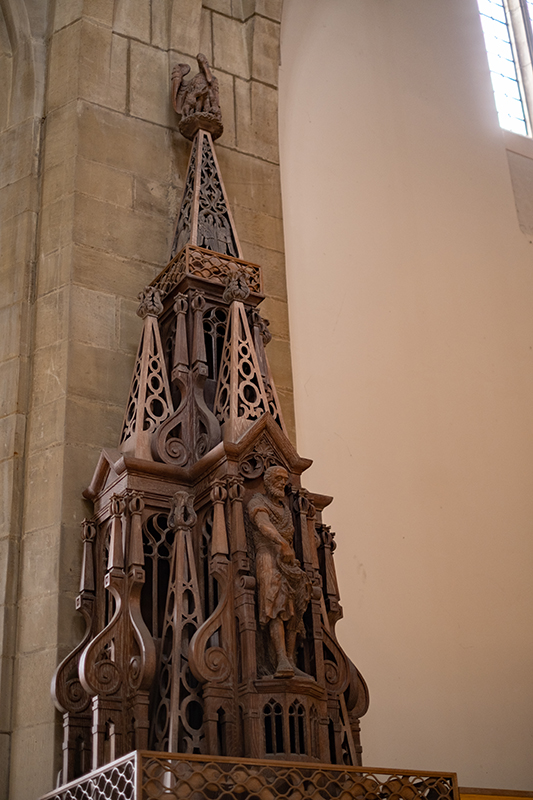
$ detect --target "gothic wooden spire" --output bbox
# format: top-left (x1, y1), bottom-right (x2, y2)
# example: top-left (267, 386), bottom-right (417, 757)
top-left (169, 55), bottom-right (240, 259)
top-left (170, 129), bottom-right (242, 260)
top-left (50, 55), bottom-right (368, 791)
top-left (118, 287), bottom-right (174, 460)
top-left (213, 272), bottom-right (286, 442)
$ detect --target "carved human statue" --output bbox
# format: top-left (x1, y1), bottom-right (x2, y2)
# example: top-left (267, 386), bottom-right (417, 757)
top-left (247, 466), bottom-right (311, 678)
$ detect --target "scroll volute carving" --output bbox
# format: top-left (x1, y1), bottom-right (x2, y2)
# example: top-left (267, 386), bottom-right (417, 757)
top-left (189, 481), bottom-right (234, 685)
top-left (79, 493), bottom-right (156, 700)
top-left (239, 436), bottom-right (279, 480)
top-left (345, 658), bottom-right (370, 719)
top-left (79, 496), bottom-right (127, 699)
top-left (152, 290), bottom-right (221, 467)
top-left (52, 519), bottom-right (97, 714)
top-left (126, 492), bottom-right (156, 694)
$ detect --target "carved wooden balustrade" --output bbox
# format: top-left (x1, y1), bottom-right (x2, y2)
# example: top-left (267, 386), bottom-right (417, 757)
top-left (40, 752), bottom-right (459, 800)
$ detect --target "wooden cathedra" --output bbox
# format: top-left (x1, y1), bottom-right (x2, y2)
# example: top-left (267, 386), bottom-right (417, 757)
top-left (51, 54), bottom-right (369, 787)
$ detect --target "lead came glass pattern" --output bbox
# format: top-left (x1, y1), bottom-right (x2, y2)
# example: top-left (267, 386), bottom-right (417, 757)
top-left (477, 0), bottom-right (529, 134)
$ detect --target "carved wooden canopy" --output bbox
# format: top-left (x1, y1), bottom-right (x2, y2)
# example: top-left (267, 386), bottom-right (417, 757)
top-left (51, 56), bottom-right (369, 787)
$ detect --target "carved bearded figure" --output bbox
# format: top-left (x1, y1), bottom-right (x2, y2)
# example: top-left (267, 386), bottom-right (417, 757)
top-left (247, 466), bottom-right (311, 678)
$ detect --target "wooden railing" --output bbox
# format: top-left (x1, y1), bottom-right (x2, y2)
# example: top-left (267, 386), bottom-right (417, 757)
top-left (40, 751), bottom-right (459, 800)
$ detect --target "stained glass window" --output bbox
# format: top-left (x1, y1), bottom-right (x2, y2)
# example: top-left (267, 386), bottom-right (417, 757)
top-left (477, 0), bottom-right (529, 134)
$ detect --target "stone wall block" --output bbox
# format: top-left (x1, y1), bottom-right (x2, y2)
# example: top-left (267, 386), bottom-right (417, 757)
top-left (252, 79), bottom-right (278, 160)
top-left (0, 731), bottom-right (8, 800)
top-left (79, 103), bottom-right (171, 183)
top-left (0, 609), bottom-right (15, 721)
top-left (68, 341), bottom-right (135, 407)
top-left (0, 50), bottom-right (12, 135)
top-left (40, 195), bottom-right (75, 258)
top-left (0, 607), bottom-right (15, 689)
top-left (232, 204), bottom-right (284, 251)
top-left (65, 396), bottom-right (124, 447)
top-left (83, 0), bottom-right (115, 26)
top-left (7, 38), bottom-right (39, 129)
top-left (34, 289), bottom-right (68, 351)
top-left (53, 0), bottom-right (115, 30)
top-left (276, 387), bottom-right (296, 445)
top-left (251, 15), bottom-right (279, 86)
top-left (0, 214), bottom-right (32, 308)
top-left (31, 341), bottom-right (68, 409)
top-left (8, 722), bottom-right (57, 800)
top-left (235, 78), bottom-right (278, 161)
top-left (76, 158), bottom-right (133, 208)
top-left (231, 0), bottom-right (256, 21)
top-left (113, 0), bottom-right (151, 43)
top-left (71, 243), bottom-right (157, 296)
top-left (261, 336), bottom-right (293, 393)
top-left (134, 175), bottom-right (176, 218)
top-left (24, 447), bottom-right (64, 535)
top-left (119, 297), bottom-right (143, 353)
top-left (41, 157), bottom-right (76, 208)
top-left (17, 594), bottom-right (59, 654)
top-left (0, 118), bottom-right (39, 189)
top-left (0, 304), bottom-right (23, 363)
top-left (73, 193), bottom-right (169, 264)
top-left (79, 24), bottom-right (127, 112)
top-left (0, 414), bottom-right (25, 464)
top-left (199, 8), bottom-right (213, 62)
top-left (170, 0), bottom-right (202, 56)
top-left (70, 285), bottom-right (117, 349)
top-left (202, 0), bottom-right (231, 14)
top-left (43, 103), bottom-right (78, 171)
top-left (47, 22), bottom-right (81, 112)
top-left (151, 0), bottom-right (170, 49)
top-left (0, 531), bottom-right (19, 609)
top-left (0, 360), bottom-right (25, 420)
top-left (53, 0), bottom-right (83, 31)
top-left (255, 0), bottom-right (282, 22)
top-left (242, 242), bottom-right (287, 300)
top-left (60, 447), bottom-right (107, 539)
top-left (212, 14), bottom-right (251, 79)
top-left (213, 70), bottom-right (236, 147)
top-left (0, 459), bottom-right (15, 537)
top-left (0, 176), bottom-right (39, 221)
top-left (29, 399), bottom-right (66, 454)
top-left (12, 649), bottom-right (59, 729)
top-left (130, 42), bottom-right (173, 127)
top-left (216, 146), bottom-right (281, 216)
top-left (257, 295), bottom-right (289, 340)
top-left (38, 246), bottom-right (72, 298)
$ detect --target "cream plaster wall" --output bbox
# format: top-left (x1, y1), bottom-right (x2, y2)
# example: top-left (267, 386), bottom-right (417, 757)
top-left (279, 0), bottom-right (533, 790)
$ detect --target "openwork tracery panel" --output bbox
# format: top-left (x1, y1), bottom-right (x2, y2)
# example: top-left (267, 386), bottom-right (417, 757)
top-left (142, 512), bottom-right (174, 639)
top-left (195, 137), bottom-right (239, 257)
top-left (171, 136), bottom-right (198, 258)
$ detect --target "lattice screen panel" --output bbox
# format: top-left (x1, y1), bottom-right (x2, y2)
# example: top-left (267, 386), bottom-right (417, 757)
top-left (40, 752), bottom-right (457, 800)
